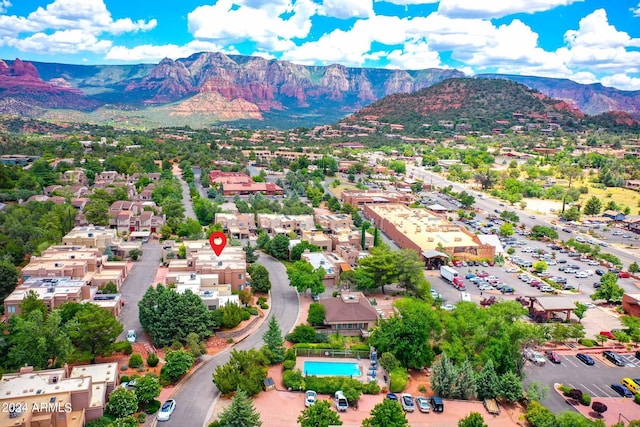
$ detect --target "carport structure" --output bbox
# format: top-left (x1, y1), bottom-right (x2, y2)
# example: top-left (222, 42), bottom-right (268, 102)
top-left (526, 296), bottom-right (575, 322)
top-left (422, 250), bottom-right (449, 270)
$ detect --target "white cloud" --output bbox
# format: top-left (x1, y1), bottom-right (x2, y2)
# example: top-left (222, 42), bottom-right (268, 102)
top-left (0, 0), bottom-right (11, 14)
top-left (558, 9), bottom-right (640, 74)
top-left (601, 74), bottom-right (640, 91)
top-left (13, 30), bottom-right (112, 54)
top-left (105, 40), bottom-right (236, 62)
top-left (320, 0), bottom-right (373, 19)
top-left (386, 40), bottom-right (443, 69)
top-left (373, 0), bottom-right (439, 5)
top-left (632, 3), bottom-right (640, 17)
top-left (188, 0), bottom-right (318, 50)
top-left (438, 0), bottom-right (584, 19)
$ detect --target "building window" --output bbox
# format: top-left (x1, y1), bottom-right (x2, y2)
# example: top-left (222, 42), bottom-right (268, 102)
top-left (238, 274), bottom-right (244, 280)
top-left (7, 306), bottom-right (16, 314)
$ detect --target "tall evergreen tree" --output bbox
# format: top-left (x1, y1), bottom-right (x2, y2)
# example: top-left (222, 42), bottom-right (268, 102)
top-left (360, 223), bottom-right (367, 250)
top-left (373, 227), bottom-right (380, 247)
top-left (262, 316), bottom-right (285, 363)
top-left (217, 389), bottom-right (262, 427)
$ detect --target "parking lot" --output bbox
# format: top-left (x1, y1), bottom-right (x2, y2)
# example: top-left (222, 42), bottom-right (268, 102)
top-left (524, 351), bottom-right (640, 414)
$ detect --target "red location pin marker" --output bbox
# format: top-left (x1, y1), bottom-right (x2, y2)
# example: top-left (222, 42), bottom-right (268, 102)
top-left (209, 232), bottom-right (227, 256)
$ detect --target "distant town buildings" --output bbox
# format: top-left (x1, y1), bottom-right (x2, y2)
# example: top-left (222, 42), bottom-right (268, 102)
top-left (208, 170), bottom-right (283, 196)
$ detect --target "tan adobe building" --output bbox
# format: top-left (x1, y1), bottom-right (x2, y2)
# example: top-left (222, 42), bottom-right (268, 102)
top-left (0, 362), bottom-right (118, 426)
top-left (330, 230), bottom-right (373, 251)
top-left (340, 190), bottom-right (414, 208)
top-left (334, 245), bottom-right (367, 266)
top-left (319, 292), bottom-right (379, 337)
top-left (173, 273), bottom-right (240, 310)
top-left (315, 213), bottom-right (354, 233)
top-left (215, 213), bottom-right (255, 239)
top-left (300, 230), bottom-right (332, 252)
top-left (108, 201), bottom-right (165, 234)
top-left (364, 204), bottom-right (495, 261)
top-left (257, 214), bottom-right (315, 236)
top-left (62, 226), bottom-right (142, 257)
top-left (162, 241), bottom-right (248, 291)
top-left (273, 150), bottom-right (323, 161)
top-left (300, 251), bottom-right (343, 287)
top-left (3, 276), bottom-right (122, 318)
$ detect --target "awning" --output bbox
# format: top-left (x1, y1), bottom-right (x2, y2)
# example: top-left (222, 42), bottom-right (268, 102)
top-left (422, 250), bottom-right (450, 259)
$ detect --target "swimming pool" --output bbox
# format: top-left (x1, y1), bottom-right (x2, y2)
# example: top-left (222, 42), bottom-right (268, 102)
top-left (303, 361), bottom-right (361, 377)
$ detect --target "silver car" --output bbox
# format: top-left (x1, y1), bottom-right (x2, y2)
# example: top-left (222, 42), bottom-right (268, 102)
top-left (401, 393), bottom-right (415, 412)
top-left (157, 399), bottom-right (176, 422)
top-left (415, 396), bottom-right (430, 413)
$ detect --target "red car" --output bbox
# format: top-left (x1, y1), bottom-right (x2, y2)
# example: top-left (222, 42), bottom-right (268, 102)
top-left (478, 271), bottom-right (490, 278)
top-left (600, 331), bottom-right (615, 339)
top-left (544, 350), bottom-right (561, 364)
top-left (530, 280), bottom-right (542, 287)
top-left (619, 272), bottom-right (631, 278)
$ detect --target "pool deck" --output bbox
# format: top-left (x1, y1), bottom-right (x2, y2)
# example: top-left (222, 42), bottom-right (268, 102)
top-left (295, 357), bottom-right (386, 387)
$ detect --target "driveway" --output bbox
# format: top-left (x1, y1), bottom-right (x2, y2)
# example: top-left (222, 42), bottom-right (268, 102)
top-left (162, 253), bottom-right (300, 427)
top-left (118, 242), bottom-right (162, 342)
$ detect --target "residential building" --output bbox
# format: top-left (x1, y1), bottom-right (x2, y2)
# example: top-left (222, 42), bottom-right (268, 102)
top-left (0, 362), bottom-right (118, 425)
top-left (173, 273), bottom-right (240, 310)
top-left (3, 276), bottom-right (122, 318)
top-left (215, 213), bottom-right (255, 239)
top-left (162, 241), bottom-right (248, 291)
top-left (319, 292), bottom-right (379, 337)
top-left (61, 169), bottom-right (89, 186)
top-left (315, 213), bottom-right (354, 233)
top-left (364, 203), bottom-right (495, 261)
top-left (257, 214), bottom-right (315, 236)
top-left (602, 210), bottom-right (626, 222)
top-left (334, 245), bottom-right (367, 266)
top-left (622, 293), bottom-right (640, 317)
top-left (300, 251), bottom-right (340, 287)
top-left (62, 226), bottom-right (142, 257)
top-left (108, 201), bottom-right (165, 234)
top-left (625, 180), bottom-right (640, 191)
top-left (330, 230), bottom-right (372, 251)
top-left (300, 230), bottom-right (332, 252)
top-left (340, 190), bottom-right (414, 208)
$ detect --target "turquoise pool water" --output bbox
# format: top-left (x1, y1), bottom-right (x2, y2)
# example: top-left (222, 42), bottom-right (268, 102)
top-left (303, 361), bottom-right (361, 377)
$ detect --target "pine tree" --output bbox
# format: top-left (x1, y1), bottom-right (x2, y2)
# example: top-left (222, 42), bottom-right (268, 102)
top-left (262, 317), bottom-right (285, 363)
top-left (373, 227), bottom-right (380, 247)
top-left (360, 224), bottom-right (367, 250)
top-left (217, 389), bottom-right (262, 427)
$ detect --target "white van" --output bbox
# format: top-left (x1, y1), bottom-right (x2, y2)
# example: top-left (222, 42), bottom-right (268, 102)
top-left (335, 390), bottom-right (349, 412)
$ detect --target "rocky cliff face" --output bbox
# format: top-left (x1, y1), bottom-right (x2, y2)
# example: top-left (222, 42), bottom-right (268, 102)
top-left (0, 53), bottom-right (639, 127)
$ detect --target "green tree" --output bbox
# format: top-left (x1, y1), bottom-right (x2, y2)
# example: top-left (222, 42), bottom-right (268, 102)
top-left (247, 264), bottom-right (271, 293)
top-left (106, 387), bottom-right (138, 418)
top-left (458, 412), bottom-right (488, 427)
top-left (307, 303), bottom-right (326, 326)
top-left (629, 261), bottom-right (639, 274)
top-left (66, 303), bottom-right (123, 361)
top-left (161, 349), bottom-right (194, 383)
top-left (134, 374), bottom-right (162, 406)
top-left (186, 332), bottom-right (207, 359)
top-left (268, 234), bottom-right (290, 260)
top-left (499, 223), bottom-right (515, 237)
top-left (525, 381), bottom-right (550, 402)
top-left (221, 303), bottom-right (244, 329)
top-left (286, 260), bottom-right (326, 296)
top-left (497, 371), bottom-right (523, 402)
top-left (394, 249), bottom-right (429, 297)
top-left (430, 354), bottom-right (458, 398)
top-left (474, 359), bottom-right (500, 400)
top-left (561, 206), bottom-right (581, 221)
top-left (297, 400), bottom-right (342, 427)
top-left (452, 359), bottom-right (477, 400)
top-left (525, 401), bottom-right (556, 427)
top-left (583, 196), bottom-right (602, 216)
top-left (84, 200), bottom-right (110, 226)
top-left (532, 260), bottom-right (548, 273)
top-left (574, 302), bottom-right (588, 323)
top-left (243, 244), bottom-right (259, 264)
top-left (362, 398), bottom-right (408, 427)
top-left (590, 272), bottom-right (624, 303)
top-left (138, 285), bottom-right (214, 346)
top-left (216, 389), bottom-right (262, 427)
top-left (0, 259), bottom-right (19, 302)
top-left (19, 290), bottom-right (48, 318)
top-left (129, 249), bottom-right (143, 261)
top-left (357, 245), bottom-right (398, 294)
top-left (262, 317), bottom-right (285, 363)
top-left (369, 298), bottom-right (441, 369)
top-left (212, 349), bottom-right (269, 396)
top-left (530, 226), bottom-right (558, 240)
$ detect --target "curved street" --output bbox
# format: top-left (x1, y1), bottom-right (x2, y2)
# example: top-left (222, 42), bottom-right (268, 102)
top-left (163, 252), bottom-right (299, 426)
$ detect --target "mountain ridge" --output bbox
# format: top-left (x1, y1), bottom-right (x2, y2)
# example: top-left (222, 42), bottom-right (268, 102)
top-left (0, 52), bottom-right (638, 128)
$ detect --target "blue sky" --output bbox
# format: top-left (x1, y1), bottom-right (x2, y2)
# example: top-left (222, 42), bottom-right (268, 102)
top-left (1, 0), bottom-right (639, 90)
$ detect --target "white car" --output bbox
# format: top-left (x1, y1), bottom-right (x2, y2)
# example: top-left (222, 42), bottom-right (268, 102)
top-left (126, 330), bottom-right (136, 343)
top-left (588, 260), bottom-right (600, 266)
top-left (506, 267), bottom-right (519, 273)
top-left (305, 390), bottom-right (317, 407)
top-left (157, 399), bottom-right (176, 422)
top-left (546, 260), bottom-right (557, 266)
top-left (612, 230), bottom-right (623, 236)
top-left (575, 271), bottom-right (589, 278)
top-left (479, 284), bottom-right (493, 291)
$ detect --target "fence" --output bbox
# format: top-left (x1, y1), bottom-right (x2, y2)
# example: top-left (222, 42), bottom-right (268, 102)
top-left (294, 348), bottom-right (372, 359)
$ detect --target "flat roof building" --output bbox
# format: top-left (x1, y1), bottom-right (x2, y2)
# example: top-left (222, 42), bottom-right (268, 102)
top-left (364, 204), bottom-right (495, 261)
top-left (257, 214), bottom-right (315, 236)
top-left (341, 190), bottom-right (414, 208)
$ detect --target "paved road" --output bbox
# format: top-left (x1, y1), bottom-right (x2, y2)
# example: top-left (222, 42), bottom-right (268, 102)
top-left (174, 170), bottom-right (197, 220)
top-left (163, 252), bottom-right (299, 427)
top-left (117, 242), bottom-right (162, 341)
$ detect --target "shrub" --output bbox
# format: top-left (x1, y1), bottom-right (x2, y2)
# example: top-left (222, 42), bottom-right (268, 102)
top-left (120, 375), bottom-right (130, 383)
top-left (342, 386), bottom-right (361, 406)
top-left (559, 385), bottom-right (572, 395)
top-left (260, 303), bottom-right (269, 310)
top-left (349, 344), bottom-right (370, 352)
top-left (171, 341), bottom-right (183, 350)
top-left (113, 341), bottom-right (133, 355)
top-left (241, 310), bottom-right (251, 321)
top-left (247, 306), bottom-right (259, 316)
top-left (282, 360), bottom-right (296, 371)
top-left (287, 325), bottom-right (317, 343)
top-left (137, 413), bottom-right (146, 424)
top-left (418, 385), bottom-right (426, 393)
top-left (332, 291), bottom-right (340, 297)
top-left (578, 338), bottom-right (596, 347)
top-left (634, 393), bottom-right (640, 405)
top-left (360, 381), bottom-right (381, 395)
top-left (581, 392), bottom-right (591, 406)
top-left (128, 353), bottom-right (144, 369)
top-left (284, 348), bottom-right (296, 361)
top-left (282, 369), bottom-right (305, 391)
top-left (389, 367), bottom-right (408, 393)
top-left (257, 296), bottom-right (267, 304)
top-left (145, 399), bottom-right (161, 414)
top-left (569, 389), bottom-right (583, 402)
top-left (147, 352), bottom-right (160, 367)
top-left (380, 352), bottom-right (400, 372)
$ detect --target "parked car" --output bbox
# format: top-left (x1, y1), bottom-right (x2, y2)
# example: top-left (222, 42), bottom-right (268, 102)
top-left (539, 285), bottom-right (554, 293)
top-left (611, 384), bottom-right (634, 398)
top-left (126, 330), bottom-right (136, 343)
top-left (335, 391), bottom-right (349, 412)
top-left (415, 396), bottom-right (430, 413)
top-left (525, 349), bottom-right (546, 365)
top-left (603, 350), bottom-right (626, 366)
top-left (305, 390), bottom-right (317, 407)
top-left (157, 399), bottom-right (176, 422)
top-left (386, 393), bottom-right (399, 401)
top-left (619, 271), bottom-right (632, 278)
top-left (576, 353), bottom-right (595, 365)
top-left (595, 269), bottom-right (605, 276)
top-left (600, 331), bottom-right (615, 339)
top-left (562, 228), bottom-right (572, 233)
top-left (430, 396), bottom-right (444, 412)
top-left (401, 394), bottom-right (415, 412)
top-left (506, 267), bottom-right (519, 273)
top-left (501, 286), bottom-right (514, 294)
top-left (544, 350), bottom-right (561, 364)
